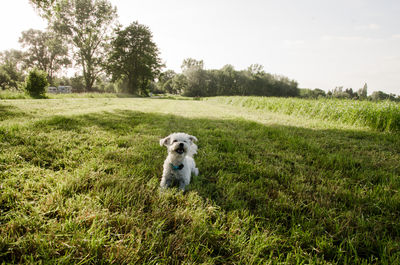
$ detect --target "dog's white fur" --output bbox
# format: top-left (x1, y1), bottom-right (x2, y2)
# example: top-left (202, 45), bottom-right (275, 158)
top-left (159, 132), bottom-right (199, 191)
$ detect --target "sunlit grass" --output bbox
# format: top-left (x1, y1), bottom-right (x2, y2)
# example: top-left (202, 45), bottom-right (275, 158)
top-left (0, 90), bottom-right (31, 100)
top-left (207, 96), bottom-right (400, 132)
top-left (0, 91), bottom-right (135, 100)
top-left (1, 98), bottom-right (399, 264)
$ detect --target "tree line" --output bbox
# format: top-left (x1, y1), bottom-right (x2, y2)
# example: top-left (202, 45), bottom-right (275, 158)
top-left (154, 59), bottom-right (299, 97)
top-left (0, 0), bottom-right (298, 98)
top-left (1, 0), bottom-right (162, 95)
top-left (0, 0), bottom-right (398, 101)
top-left (299, 83), bottom-right (400, 102)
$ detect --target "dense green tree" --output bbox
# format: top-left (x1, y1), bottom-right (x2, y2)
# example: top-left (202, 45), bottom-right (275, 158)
top-left (183, 68), bottom-right (208, 97)
top-left (50, 0), bottom-right (117, 91)
top-left (107, 22), bottom-right (162, 94)
top-left (0, 67), bottom-right (12, 90)
top-left (158, 70), bottom-right (176, 85)
top-left (69, 74), bottom-right (86, 92)
top-left (218, 65), bottom-right (238, 95)
top-left (0, 49), bottom-right (26, 89)
top-left (171, 74), bottom-right (188, 95)
top-left (156, 70), bottom-right (176, 94)
top-left (180, 58), bottom-right (207, 96)
top-left (19, 29), bottom-right (71, 85)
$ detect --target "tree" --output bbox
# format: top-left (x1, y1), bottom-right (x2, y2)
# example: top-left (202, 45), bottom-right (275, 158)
top-left (50, 0), bottom-right (117, 91)
top-left (29, 0), bottom-right (59, 21)
top-left (218, 65), bottom-right (238, 95)
top-left (357, 83), bottom-right (368, 100)
top-left (0, 67), bottom-right (12, 90)
top-left (29, 0), bottom-right (56, 10)
top-left (247, 64), bottom-right (265, 77)
top-left (157, 70), bottom-right (176, 93)
top-left (178, 58), bottom-right (206, 97)
top-left (181, 58), bottom-right (204, 73)
top-left (158, 70), bottom-right (176, 85)
top-left (171, 74), bottom-right (188, 95)
top-left (107, 22), bottom-right (162, 94)
top-left (345, 88), bottom-right (357, 99)
top-left (69, 74), bottom-right (86, 92)
top-left (370, 91), bottom-right (390, 101)
top-left (0, 49), bottom-right (26, 89)
top-left (24, 68), bottom-right (49, 97)
top-left (19, 29), bottom-right (70, 85)
top-left (331, 86), bottom-right (350, 99)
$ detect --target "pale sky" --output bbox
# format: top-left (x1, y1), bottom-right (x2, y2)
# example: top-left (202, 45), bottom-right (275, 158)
top-left (1, 0), bottom-right (400, 94)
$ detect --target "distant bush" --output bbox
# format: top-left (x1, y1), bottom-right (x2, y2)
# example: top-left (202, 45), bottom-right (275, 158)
top-left (24, 68), bottom-right (49, 97)
top-left (299, 88), bottom-right (326, 99)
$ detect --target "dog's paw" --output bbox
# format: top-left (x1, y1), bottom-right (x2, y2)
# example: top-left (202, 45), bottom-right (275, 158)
top-left (193, 168), bottom-right (199, 176)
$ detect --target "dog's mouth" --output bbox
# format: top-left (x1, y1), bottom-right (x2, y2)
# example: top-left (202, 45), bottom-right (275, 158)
top-left (175, 147), bottom-right (185, 154)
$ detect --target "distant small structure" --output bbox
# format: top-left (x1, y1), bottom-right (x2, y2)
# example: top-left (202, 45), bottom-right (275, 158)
top-left (47, 86), bottom-right (72, 94)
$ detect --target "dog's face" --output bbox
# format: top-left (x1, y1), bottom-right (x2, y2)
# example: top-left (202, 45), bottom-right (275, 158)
top-left (160, 132), bottom-right (197, 156)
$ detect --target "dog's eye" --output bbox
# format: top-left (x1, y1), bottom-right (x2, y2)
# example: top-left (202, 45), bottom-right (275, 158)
top-left (172, 140), bottom-right (177, 143)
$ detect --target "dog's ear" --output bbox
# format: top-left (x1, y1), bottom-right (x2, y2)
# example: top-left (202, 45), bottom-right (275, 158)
top-left (188, 135), bottom-right (198, 143)
top-left (160, 136), bottom-right (171, 146)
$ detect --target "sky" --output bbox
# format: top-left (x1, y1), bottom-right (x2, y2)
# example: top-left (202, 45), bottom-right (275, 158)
top-left (1, 0), bottom-right (400, 95)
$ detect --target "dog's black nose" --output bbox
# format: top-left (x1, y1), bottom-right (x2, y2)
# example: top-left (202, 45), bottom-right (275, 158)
top-left (179, 143), bottom-right (184, 147)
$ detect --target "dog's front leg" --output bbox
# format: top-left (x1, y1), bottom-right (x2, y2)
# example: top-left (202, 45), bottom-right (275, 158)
top-left (178, 180), bottom-right (186, 191)
top-left (160, 176), bottom-right (171, 189)
top-left (160, 167), bottom-right (172, 188)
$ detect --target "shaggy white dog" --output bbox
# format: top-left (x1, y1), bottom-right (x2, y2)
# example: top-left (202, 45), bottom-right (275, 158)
top-left (159, 132), bottom-right (199, 191)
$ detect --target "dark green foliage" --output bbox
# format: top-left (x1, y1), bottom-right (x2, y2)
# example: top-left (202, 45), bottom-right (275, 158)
top-left (107, 22), bottom-right (162, 95)
top-left (69, 74), bottom-right (85, 93)
top-left (159, 59), bottom-right (299, 97)
top-left (299, 88), bottom-right (327, 99)
top-left (0, 49), bottom-right (25, 89)
top-left (370, 90), bottom-right (398, 101)
top-left (24, 68), bottom-right (49, 97)
top-left (0, 67), bottom-right (12, 90)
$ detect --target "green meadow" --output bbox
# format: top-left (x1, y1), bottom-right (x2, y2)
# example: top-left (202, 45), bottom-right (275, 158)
top-left (1, 97), bottom-right (399, 264)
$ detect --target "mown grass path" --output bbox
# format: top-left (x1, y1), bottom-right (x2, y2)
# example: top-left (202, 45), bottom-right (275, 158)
top-left (1, 98), bottom-right (399, 264)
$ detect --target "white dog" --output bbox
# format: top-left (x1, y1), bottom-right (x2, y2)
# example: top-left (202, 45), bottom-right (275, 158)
top-left (159, 132), bottom-right (199, 191)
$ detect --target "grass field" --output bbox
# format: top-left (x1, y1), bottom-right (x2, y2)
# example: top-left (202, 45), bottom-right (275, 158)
top-left (1, 97), bottom-right (400, 264)
top-left (0, 91), bottom-right (135, 100)
top-left (207, 97), bottom-right (400, 133)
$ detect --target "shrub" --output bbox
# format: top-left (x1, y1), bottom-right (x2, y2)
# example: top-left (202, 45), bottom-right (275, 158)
top-left (24, 68), bottom-right (49, 97)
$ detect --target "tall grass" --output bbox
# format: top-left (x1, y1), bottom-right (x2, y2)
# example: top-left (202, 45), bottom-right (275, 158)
top-left (208, 97), bottom-right (400, 132)
top-left (0, 90), bottom-right (31, 100)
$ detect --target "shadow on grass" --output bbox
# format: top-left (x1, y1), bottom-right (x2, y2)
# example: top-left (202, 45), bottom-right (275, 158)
top-left (13, 109), bottom-right (400, 261)
top-left (0, 104), bottom-right (31, 121)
